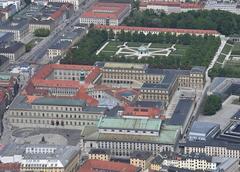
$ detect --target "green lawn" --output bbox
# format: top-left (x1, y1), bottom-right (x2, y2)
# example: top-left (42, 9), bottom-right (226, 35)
top-left (217, 54), bottom-right (226, 63)
top-left (221, 44), bottom-right (233, 54)
top-left (150, 43), bottom-right (172, 48)
top-left (127, 42), bottom-right (144, 47)
top-left (231, 43), bottom-right (240, 55)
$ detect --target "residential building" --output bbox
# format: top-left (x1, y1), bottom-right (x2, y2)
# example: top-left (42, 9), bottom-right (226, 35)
top-left (150, 155), bottom-right (164, 171)
top-left (0, 19), bottom-right (29, 41)
top-left (47, 0), bottom-right (81, 10)
top-left (88, 149), bottom-right (111, 161)
top-left (0, 163), bottom-right (20, 172)
top-left (0, 32), bottom-right (14, 47)
top-left (0, 143), bottom-right (80, 172)
top-left (79, 159), bottom-right (141, 172)
top-left (81, 117), bottom-right (180, 158)
top-left (183, 140), bottom-right (240, 160)
top-left (0, 0), bottom-right (21, 11)
top-left (95, 25), bottom-right (220, 37)
top-left (130, 151), bottom-right (153, 171)
top-left (48, 40), bottom-right (71, 61)
top-left (80, 2), bottom-right (131, 26)
top-left (0, 42), bottom-right (25, 63)
top-left (162, 153), bottom-right (239, 172)
top-left (29, 19), bottom-right (55, 32)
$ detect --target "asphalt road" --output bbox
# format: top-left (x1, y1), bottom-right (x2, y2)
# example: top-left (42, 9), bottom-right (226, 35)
top-left (0, 0), bottom-right (95, 72)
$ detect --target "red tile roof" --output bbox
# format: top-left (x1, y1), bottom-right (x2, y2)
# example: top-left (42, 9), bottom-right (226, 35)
top-left (79, 159), bottom-right (139, 172)
top-left (81, 2), bottom-right (131, 20)
top-left (95, 25), bottom-right (220, 36)
top-left (23, 64), bottom-right (101, 105)
top-left (140, 1), bottom-right (203, 9)
top-left (123, 105), bottom-right (161, 118)
top-left (0, 163), bottom-right (20, 171)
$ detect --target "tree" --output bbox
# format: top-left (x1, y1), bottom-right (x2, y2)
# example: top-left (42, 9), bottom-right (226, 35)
top-left (34, 28), bottom-right (50, 37)
top-left (203, 95), bottom-right (222, 116)
top-left (24, 0), bottom-right (31, 5)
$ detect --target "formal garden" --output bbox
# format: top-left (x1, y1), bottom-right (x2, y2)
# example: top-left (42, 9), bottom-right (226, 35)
top-left (209, 42), bottom-right (240, 78)
top-left (61, 29), bottom-right (220, 69)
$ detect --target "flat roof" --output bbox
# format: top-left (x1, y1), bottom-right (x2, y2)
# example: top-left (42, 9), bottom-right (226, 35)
top-left (84, 124), bottom-right (179, 145)
top-left (81, 2), bottom-right (130, 20)
top-left (32, 97), bottom-right (86, 107)
top-left (168, 99), bottom-right (193, 126)
top-left (104, 62), bottom-right (147, 70)
top-left (189, 121), bottom-right (219, 135)
top-left (97, 117), bottom-right (162, 131)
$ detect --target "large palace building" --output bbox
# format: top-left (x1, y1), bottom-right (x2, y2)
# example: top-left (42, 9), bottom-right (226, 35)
top-left (6, 62), bottom-right (205, 130)
top-left (7, 64), bottom-right (105, 130)
top-left (96, 62), bottom-right (205, 105)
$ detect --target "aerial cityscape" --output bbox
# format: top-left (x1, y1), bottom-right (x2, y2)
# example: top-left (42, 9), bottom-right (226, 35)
top-left (0, 0), bottom-right (239, 171)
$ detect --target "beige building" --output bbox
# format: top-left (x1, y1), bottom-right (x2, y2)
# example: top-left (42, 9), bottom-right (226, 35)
top-left (81, 117), bottom-right (180, 158)
top-left (98, 62), bottom-right (205, 105)
top-left (7, 96), bottom-right (106, 130)
top-left (0, 42), bottom-right (25, 63)
top-left (88, 149), bottom-right (111, 161)
top-left (183, 141), bottom-right (240, 160)
top-left (29, 20), bottom-right (54, 32)
top-left (48, 41), bottom-right (71, 61)
top-left (0, 143), bottom-right (80, 172)
top-left (0, 19), bottom-right (29, 41)
top-left (130, 151), bottom-right (153, 171)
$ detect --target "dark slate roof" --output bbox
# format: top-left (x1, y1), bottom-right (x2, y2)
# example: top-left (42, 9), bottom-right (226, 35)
top-left (134, 100), bottom-right (164, 108)
top-left (32, 97), bottom-right (86, 107)
top-left (89, 149), bottom-right (111, 155)
top-left (0, 42), bottom-right (25, 53)
top-left (130, 151), bottom-right (152, 160)
top-left (183, 140), bottom-right (240, 150)
top-left (49, 40), bottom-right (71, 50)
top-left (0, 19), bottom-right (28, 30)
top-left (151, 155), bottom-right (164, 164)
top-left (190, 66), bottom-right (206, 73)
top-left (168, 99), bottom-right (193, 126)
top-left (231, 110), bottom-right (240, 120)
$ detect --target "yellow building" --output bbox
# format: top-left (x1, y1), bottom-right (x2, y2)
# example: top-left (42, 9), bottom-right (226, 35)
top-left (99, 62), bottom-right (205, 105)
top-left (88, 149), bottom-right (111, 161)
top-left (130, 151), bottom-right (153, 171)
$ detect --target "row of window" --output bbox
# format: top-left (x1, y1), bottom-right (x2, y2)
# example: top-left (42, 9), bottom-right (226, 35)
top-left (11, 111), bottom-right (98, 120)
top-left (11, 118), bottom-right (95, 126)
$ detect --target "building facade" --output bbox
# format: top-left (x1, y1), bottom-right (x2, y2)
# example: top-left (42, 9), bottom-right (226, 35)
top-left (0, 143), bottom-right (80, 172)
top-left (81, 117), bottom-right (180, 158)
top-left (79, 2), bottom-right (131, 26)
top-left (97, 62), bottom-right (205, 105)
top-left (0, 19), bottom-right (29, 41)
top-left (7, 96), bottom-right (106, 130)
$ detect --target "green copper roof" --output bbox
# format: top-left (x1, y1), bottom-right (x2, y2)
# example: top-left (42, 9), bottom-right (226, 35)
top-left (0, 73), bottom-right (11, 81)
top-left (97, 117), bottom-right (162, 131)
top-left (32, 97), bottom-right (86, 107)
top-left (83, 124), bottom-right (180, 145)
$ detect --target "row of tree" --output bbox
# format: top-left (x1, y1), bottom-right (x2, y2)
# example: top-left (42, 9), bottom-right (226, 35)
top-left (61, 29), bottom-right (108, 65)
top-left (203, 95), bottom-right (222, 116)
top-left (34, 28), bottom-right (50, 37)
top-left (124, 10), bottom-right (240, 36)
top-left (209, 66), bottom-right (240, 79)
